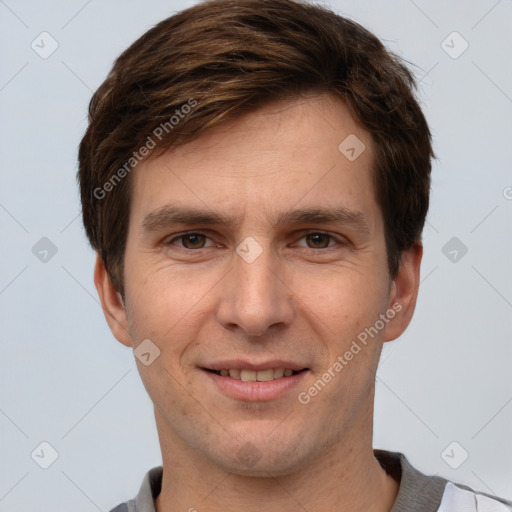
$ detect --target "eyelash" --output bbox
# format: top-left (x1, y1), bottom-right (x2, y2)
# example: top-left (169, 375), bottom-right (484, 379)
top-left (165, 231), bottom-right (346, 251)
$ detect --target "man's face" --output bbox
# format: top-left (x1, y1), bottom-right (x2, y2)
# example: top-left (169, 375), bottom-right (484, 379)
top-left (98, 94), bottom-right (418, 476)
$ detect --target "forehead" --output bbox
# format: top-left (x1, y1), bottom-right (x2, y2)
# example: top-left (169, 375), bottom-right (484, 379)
top-left (128, 94), bottom-right (379, 232)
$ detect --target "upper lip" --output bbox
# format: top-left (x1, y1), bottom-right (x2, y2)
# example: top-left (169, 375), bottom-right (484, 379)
top-left (203, 360), bottom-right (309, 371)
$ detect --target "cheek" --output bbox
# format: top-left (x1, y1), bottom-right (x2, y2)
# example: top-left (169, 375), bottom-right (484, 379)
top-left (124, 264), bottom-right (217, 365)
top-left (299, 266), bottom-right (388, 330)
top-left (126, 258), bottom-right (202, 319)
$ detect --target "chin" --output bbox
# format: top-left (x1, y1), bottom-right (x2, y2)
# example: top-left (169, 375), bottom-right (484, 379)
top-left (211, 436), bottom-right (311, 477)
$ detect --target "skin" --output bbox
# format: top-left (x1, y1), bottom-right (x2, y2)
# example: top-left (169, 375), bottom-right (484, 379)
top-left (95, 94), bottom-right (422, 512)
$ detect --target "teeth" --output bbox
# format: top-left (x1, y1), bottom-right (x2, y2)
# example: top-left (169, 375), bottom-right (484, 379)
top-left (217, 367), bottom-right (300, 381)
top-left (256, 369), bottom-right (274, 382)
top-left (240, 370), bottom-right (257, 382)
top-left (228, 369), bottom-right (241, 379)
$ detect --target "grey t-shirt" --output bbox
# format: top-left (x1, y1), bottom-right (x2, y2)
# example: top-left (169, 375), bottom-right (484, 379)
top-left (110, 450), bottom-right (512, 512)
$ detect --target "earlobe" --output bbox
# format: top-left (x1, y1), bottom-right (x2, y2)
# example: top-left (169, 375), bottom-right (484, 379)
top-left (383, 243), bottom-right (423, 342)
top-left (94, 254), bottom-right (132, 347)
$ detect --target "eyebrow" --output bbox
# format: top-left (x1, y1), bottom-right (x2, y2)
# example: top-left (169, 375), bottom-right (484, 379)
top-left (141, 205), bottom-right (370, 235)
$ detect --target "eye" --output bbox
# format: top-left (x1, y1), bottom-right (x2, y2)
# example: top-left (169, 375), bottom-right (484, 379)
top-left (293, 232), bottom-right (342, 249)
top-left (167, 232), bottom-right (213, 249)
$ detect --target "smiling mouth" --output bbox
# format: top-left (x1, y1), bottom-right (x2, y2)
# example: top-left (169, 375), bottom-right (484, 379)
top-left (205, 368), bottom-right (308, 382)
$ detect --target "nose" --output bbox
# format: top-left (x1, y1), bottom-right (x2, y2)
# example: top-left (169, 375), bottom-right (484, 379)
top-left (216, 245), bottom-right (294, 337)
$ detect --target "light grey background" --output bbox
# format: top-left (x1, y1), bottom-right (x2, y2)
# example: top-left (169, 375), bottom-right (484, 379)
top-left (1, 0), bottom-right (511, 510)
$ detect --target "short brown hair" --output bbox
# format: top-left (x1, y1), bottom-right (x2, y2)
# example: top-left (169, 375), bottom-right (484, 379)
top-left (78, 0), bottom-right (434, 296)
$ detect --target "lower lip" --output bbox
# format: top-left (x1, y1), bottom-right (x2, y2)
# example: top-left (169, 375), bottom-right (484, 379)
top-left (203, 369), bottom-right (308, 401)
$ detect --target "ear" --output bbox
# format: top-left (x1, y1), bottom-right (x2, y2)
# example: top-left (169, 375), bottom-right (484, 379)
top-left (94, 254), bottom-right (132, 347)
top-left (383, 242), bottom-right (423, 342)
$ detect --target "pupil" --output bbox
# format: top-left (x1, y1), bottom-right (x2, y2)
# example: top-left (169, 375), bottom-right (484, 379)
top-left (184, 234), bottom-right (204, 248)
top-left (307, 233), bottom-right (329, 248)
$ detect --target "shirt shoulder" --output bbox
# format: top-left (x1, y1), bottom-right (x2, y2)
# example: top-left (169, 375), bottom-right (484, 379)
top-left (374, 450), bottom-right (512, 512)
top-left (109, 504), bottom-right (129, 512)
top-left (109, 500), bottom-right (137, 512)
top-left (112, 456), bottom-right (512, 512)
top-left (108, 466), bottom-right (162, 512)
top-left (438, 481), bottom-right (512, 512)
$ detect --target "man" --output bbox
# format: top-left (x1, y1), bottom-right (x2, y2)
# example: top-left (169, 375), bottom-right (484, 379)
top-left (78, 0), bottom-right (512, 510)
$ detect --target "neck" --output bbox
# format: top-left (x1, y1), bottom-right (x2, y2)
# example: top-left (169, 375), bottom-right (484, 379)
top-left (154, 402), bottom-right (399, 512)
